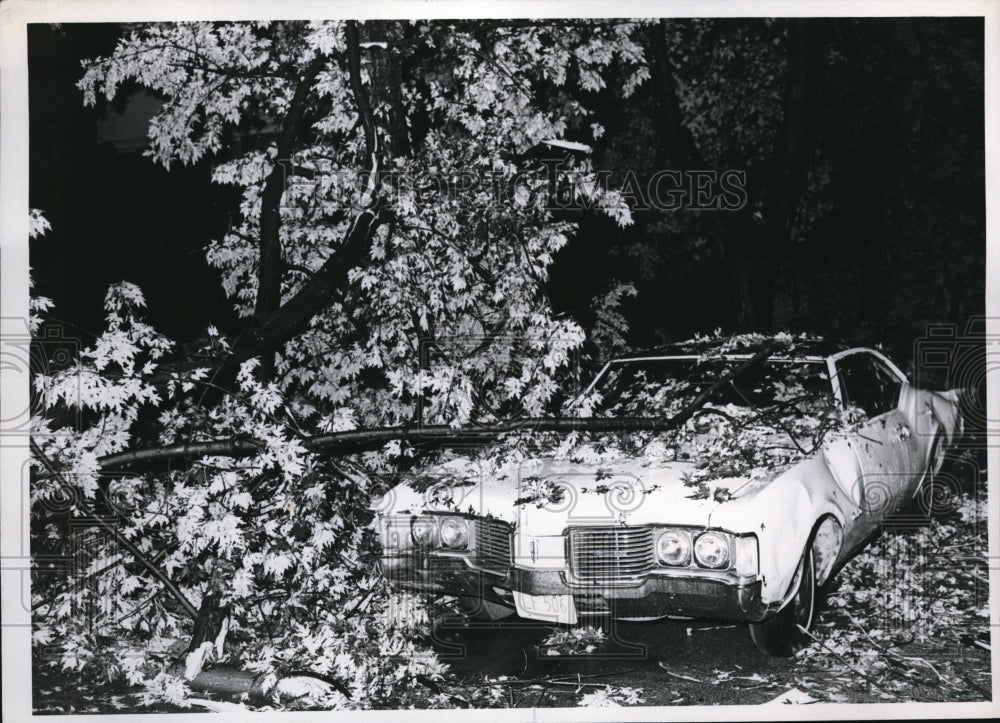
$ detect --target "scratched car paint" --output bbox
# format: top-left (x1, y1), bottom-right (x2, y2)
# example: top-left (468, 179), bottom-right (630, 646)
top-left (376, 334), bottom-right (964, 656)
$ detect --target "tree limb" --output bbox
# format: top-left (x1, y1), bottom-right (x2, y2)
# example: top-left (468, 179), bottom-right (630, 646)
top-left (360, 21), bottom-right (410, 157)
top-left (91, 419), bottom-right (659, 470)
top-left (649, 20), bottom-right (706, 170)
top-left (254, 54), bottom-right (328, 380)
top-left (648, 20), bottom-right (755, 328)
top-left (763, 19), bottom-right (822, 252)
top-left (752, 19), bottom-right (823, 328)
top-left (346, 20), bottom-right (379, 159)
top-left (216, 23), bottom-right (385, 378)
top-left (223, 209), bottom-right (380, 369)
top-left (97, 439), bottom-right (263, 468)
top-left (30, 439), bottom-right (199, 620)
top-left (97, 345), bottom-right (774, 470)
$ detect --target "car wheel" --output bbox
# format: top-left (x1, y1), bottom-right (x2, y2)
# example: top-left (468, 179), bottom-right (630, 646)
top-left (749, 547), bottom-right (815, 657)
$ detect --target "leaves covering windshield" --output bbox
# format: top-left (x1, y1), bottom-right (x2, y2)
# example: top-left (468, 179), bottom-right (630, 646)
top-left (589, 357), bottom-right (833, 418)
top-left (563, 351), bottom-right (859, 488)
top-left (428, 335), bottom-right (865, 498)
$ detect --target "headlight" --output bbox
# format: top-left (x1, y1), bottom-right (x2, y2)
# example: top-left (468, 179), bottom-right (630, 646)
top-left (655, 530), bottom-right (691, 566)
top-left (694, 531), bottom-right (730, 569)
top-left (440, 517), bottom-right (469, 549)
top-left (411, 517), bottom-right (439, 547)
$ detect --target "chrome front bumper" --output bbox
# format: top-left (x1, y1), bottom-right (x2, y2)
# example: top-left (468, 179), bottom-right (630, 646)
top-left (380, 552), bottom-right (770, 622)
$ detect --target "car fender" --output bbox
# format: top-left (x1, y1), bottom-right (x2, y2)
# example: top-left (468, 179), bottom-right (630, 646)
top-left (898, 382), bottom-right (964, 473)
top-left (709, 456), bottom-right (851, 605)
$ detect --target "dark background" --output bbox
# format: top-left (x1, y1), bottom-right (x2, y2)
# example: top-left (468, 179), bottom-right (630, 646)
top-left (28, 20), bottom-right (985, 374)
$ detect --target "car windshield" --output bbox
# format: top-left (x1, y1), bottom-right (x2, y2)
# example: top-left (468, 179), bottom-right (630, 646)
top-left (588, 357), bottom-right (832, 418)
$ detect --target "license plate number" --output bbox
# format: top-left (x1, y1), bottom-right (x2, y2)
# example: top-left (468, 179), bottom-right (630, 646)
top-left (513, 592), bottom-right (578, 624)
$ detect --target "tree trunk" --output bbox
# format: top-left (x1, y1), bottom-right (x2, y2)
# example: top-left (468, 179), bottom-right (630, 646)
top-left (753, 19), bottom-right (822, 331)
top-left (209, 23), bottom-right (387, 391)
top-left (648, 19), bottom-right (802, 332)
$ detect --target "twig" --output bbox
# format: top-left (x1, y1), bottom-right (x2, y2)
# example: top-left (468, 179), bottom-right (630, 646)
top-left (529, 680), bottom-right (627, 689)
top-left (119, 588), bottom-right (166, 622)
top-left (796, 624), bottom-right (898, 698)
top-left (955, 672), bottom-right (991, 698)
top-left (849, 620), bottom-right (960, 690)
top-left (30, 440), bottom-right (199, 620)
top-left (478, 668), bottom-right (636, 689)
top-left (691, 624), bottom-right (738, 632)
top-left (534, 681), bottom-right (553, 707)
top-left (342, 588), bottom-right (378, 619)
top-left (737, 683), bottom-right (774, 691)
top-left (657, 663), bottom-right (703, 683)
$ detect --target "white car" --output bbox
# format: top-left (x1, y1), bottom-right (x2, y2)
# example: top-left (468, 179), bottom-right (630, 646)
top-left (376, 336), bottom-right (963, 655)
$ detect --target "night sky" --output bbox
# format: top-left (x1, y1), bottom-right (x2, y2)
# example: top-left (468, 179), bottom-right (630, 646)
top-left (29, 23), bottom-right (238, 342)
top-left (28, 20), bottom-right (986, 368)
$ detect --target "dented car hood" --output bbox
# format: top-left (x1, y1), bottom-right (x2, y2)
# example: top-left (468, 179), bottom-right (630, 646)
top-left (382, 455), bottom-right (776, 536)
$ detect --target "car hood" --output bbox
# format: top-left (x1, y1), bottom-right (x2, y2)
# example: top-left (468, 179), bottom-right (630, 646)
top-left (380, 455), bottom-right (771, 536)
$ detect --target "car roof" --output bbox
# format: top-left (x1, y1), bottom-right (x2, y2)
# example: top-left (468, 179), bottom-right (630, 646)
top-left (575, 337), bottom-right (908, 407)
top-left (610, 334), bottom-right (847, 364)
top-left (609, 353), bottom-right (829, 363)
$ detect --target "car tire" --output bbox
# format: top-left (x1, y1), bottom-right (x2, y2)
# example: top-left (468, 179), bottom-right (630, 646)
top-left (749, 546), bottom-right (816, 657)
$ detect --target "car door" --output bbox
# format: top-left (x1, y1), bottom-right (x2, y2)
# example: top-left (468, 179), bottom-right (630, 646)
top-left (832, 350), bottom-right (922, 521)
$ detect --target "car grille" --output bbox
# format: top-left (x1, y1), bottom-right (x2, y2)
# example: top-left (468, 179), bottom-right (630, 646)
top-left (474, 518), bottom-right (512, 572)
top-left (568, 527), bottom-right (655, 584)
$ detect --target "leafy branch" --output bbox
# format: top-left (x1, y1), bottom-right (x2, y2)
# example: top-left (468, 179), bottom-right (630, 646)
top-left (30, 439), bottom-right (199, 620)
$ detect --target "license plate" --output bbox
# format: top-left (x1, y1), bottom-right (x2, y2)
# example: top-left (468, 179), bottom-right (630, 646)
top-left (513, 591), bottom-right (577, 625)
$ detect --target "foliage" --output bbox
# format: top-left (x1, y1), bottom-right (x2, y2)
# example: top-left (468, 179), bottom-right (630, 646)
top-left (423, 331), bottom-right (859, 495)
top-left (30, 272), bottom-right (454, 708)
top-left (798, 484), bottom-right (989, 697)
top-left (577, 685), bottom-right (645, 707)
top-left (540, 625), bottom-right (606, 656)
top-left (29, 16), bottom-right (986, 712)
top-left (77, 19), bottom-right (647, 426)
top-left (34, 19), bottom-right (655, 711)
top-left (588, 281), bottom-right (637, 361)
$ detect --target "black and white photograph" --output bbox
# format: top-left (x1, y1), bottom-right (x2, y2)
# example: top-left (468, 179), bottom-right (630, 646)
top-left (1, 0), bottom-right (997, 719)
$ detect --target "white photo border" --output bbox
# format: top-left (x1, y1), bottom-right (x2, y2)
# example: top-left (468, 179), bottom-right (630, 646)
top-left (2, 1), bottom-right (997, 721)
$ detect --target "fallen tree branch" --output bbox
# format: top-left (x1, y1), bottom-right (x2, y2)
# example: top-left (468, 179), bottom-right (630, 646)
top-left (657, 663), bottom-right (703, 684)
top-left (849, 619), bottom-right (961, 690)
top-left (171, 665), bottom-right (264, 698)
top-left (98, 344), bottom-right (775, 471)
top-left (94, 417), bottom-right (698, 470)
top-left (98, 438), bottom-right (262, 469)
top-left (479, 668), bottom-right (636, 689)
top-left (29, 440), bottom-right (199, 620)
top-left (167, 663), bottom-right (352, 702)
top-left (796, 624), bottom-right (898, 699)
